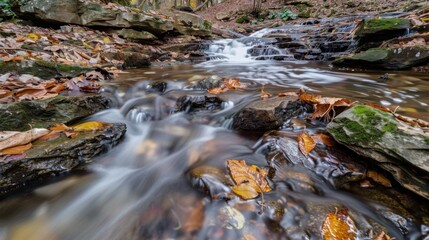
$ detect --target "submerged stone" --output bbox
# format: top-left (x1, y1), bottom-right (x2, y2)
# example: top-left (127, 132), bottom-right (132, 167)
top-left (232, 96), bottom-right (309, 131)
top-left (0, 123), bottom-right (126, 196)
top-left (327, 105), bottom-right (429, 200)
top-left (0, 95), bottom-right (111, 131)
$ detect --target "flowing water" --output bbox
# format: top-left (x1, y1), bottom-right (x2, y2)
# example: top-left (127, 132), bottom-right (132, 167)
top-left (1, 30), bottom-right (429, 240)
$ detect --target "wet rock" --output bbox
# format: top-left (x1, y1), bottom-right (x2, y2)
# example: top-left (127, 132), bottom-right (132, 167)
top-left (216, 12), bottom-right (231, 21)
top-left (332, 47), bottom-right (429, 70)
top-left (356, 18), bottom-right (411, 42)
top-left (0, 123), bottom-right (126, 195)
top-left (160, 10), bottom-right (212, 37)
top-left (327, 105), bottom-right (429, 200)
top-left (191, 75), bottom-right (223, 90)
top-left (232, 96), bottom-right (309, 131)
top-left (102, 52), bottom-right (151, 69)
top-left (18, 0), bottom-right (211, 36)
top-left (0, 95), bottom-right (111, 131)
top-left (176, 95), bottom-right (224, 113)
top-left (0, 60), bottom-right (92, 79)
top-left (117, 29), bottom-right (157, 42)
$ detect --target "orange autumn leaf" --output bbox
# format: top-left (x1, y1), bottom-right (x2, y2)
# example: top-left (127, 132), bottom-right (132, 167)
top-left (15, 87), bottom-right (48, 101)
top-left (50, 123), bottom-right (71, 131)
top-left (365, 103), bottom-right (392, 113)
top-left (37, 131), bottom-right (62, 142)
top-left (260, 86), bottom-right (271, 99)
top-left (227, 159), bottom-right (272, 200)
top-left (3, 55), bottom-right (24, 62)
top-left (278, 91), bottom-right (298, 97)
top-left (297, 131), bottom-right (316, 156)
top-left (72, 121), bottom-right (108, 132)
top-left (312, 133), bottom-right (336, 147)
top-left (207, 87), bottom-right (228, 95)
top-left (322, 208), bottom-right (357, 240)
top-left (299, 93), bottom-right (320, 104)
top-left (64, 131), bottom-right (79, 139)
top-left (0, 143), bottom-right (32, 155)
top-left (224, 78), bottom-right (246, 89)
top-left (374, 231), bottom-right (393, 240)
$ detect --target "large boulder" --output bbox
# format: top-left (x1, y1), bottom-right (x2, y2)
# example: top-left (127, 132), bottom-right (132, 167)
top-left (356, 18), bottom-right (411, 42)
top-left (0, 123), bottom-right (126, 195)
top-left (327, 105), bottom-right (429, 200)
top-left (0, 95), bottom-right (111, 131)
top-left (0, 60), bottom-right (92, 79)
top-left (160, 10), bottom-right (212, 37)
top-left (332, 47), bottom-right (429, 70)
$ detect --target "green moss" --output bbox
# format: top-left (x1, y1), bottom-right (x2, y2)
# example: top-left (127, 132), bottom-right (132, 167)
top-left (350, 48), bottom-right (392, 62)
top-left (425, 138), bottom-right (429, 145)
top-left (358, 18), bottom-right (410, 36)
top-left (236, 15), bottom-right (250, 24)
top-left (328, 105), bottom-right (398, 144)
top-left (202, 20), bottom-right (212, 30)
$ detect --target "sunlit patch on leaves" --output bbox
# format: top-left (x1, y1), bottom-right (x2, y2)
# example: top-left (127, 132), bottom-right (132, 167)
top-left (227, 159), bottom-right (272, 205)
top-left (72, 121), bottom-right (109, 132)
top-left (208, 78), bottom-right (247, 95)
top-left (297, 131), bottom-right (316, 156)
top-left (322, 208), bottom-right (357, 240)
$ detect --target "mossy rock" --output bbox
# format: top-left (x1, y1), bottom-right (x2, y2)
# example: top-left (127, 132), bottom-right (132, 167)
top-left (236, 15), bottom-right (250, 24)
top-left (0, 95), bottom-right (111, 131)
top-left (0, 122), bottom-right (126, 196)
top-left (0, 60), bottom-right (92, 79)
top-left (117, 28), bottom-right (157, 41)
top-left (327, 105), bottom-right (429, 200)
top-left (356, 18), bottom-right (410, 42)
top-left (333, 46), bottom-right (429, 70)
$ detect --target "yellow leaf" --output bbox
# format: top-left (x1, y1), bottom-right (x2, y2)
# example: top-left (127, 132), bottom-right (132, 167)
top-left (231, 183), bottom-right (259, 200)
top-left (297, 131), bottom-right (316, 156)
top-left (72, 121), bottom-right (107, 132)
top-left (322, 208), bottom-right (357, 240)
top-left (26, 33), bottom-right (41, 41)
top-left (227, 159), bottom-right (272, 200)
top-left (0, 143), bottom-right (32, 155)
top-left (103, 37), bottom-right (112, 43)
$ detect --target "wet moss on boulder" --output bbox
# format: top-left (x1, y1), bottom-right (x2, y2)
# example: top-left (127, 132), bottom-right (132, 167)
top-left (327, 105), bottom-right (429, 200)
top-left (356, 18), bottom-right (410, 42)
top-left (0, 95), bottom-right (111, 131)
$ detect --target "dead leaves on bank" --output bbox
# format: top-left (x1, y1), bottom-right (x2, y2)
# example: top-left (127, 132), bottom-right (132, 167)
top-left (0, 121), bottom-right (110, 160)
top-left (0, 71), bottom-right (108, 103)
top-left (207, 78), bottom-right (247, 94)
top-left (322, 208), bottom-right (357, 240)
top-left (298, 93), bottom-right (354, 122)
top-left (227, 159), bottom-right (272, 200)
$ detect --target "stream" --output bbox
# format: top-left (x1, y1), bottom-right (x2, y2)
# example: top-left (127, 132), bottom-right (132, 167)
top-left (1, 32), bottom-right (429, 239)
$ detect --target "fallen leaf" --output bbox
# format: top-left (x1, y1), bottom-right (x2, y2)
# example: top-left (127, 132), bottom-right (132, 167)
top-left (365, 104), bottom-right (392, 113)
top-left (26, 33), bottom-right (41, 41)
top-left (278, 91), bottom-right (298, 97)
top-left (182, 200), bottom-right (204, 233)
top-left (50, 124), bottom-right (70, 131)
top-left (322, 208), bottom-right (357, 240)
top-left (227, 159), bottom-right (272, 200)
top-left (3, 56), bottom-right (24, 62)
top-left (64, 131), bottom-right (79, 139)
top-left (72, 121), bottom-right (107, 132)
top-left (312, 133), bottom-right (336, 147)
top-left (224, 78), bottom-right (246, 89)
top-left (0, 143), bottom-right (32, 155)
top-left (260, 86), bottom-right (271, 99)
top-left (0, 129), bottom-right (49, 151)
top-left (297, 132), bottom-right (316, 156)
top-left (15, 87), bottom-right (48, 101)
top-left (367, 170), bottom-right (392, 188)
top-left (208, 87), bottom-right (228, 95)
top-left (374, 231), bottom-right (393, 240)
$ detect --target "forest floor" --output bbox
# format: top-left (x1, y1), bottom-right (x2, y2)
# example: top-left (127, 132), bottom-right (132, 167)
top-left (198, 0), bottom-right (426, 33)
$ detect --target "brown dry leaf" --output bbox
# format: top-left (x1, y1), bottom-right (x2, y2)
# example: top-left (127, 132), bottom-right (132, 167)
top-left (0, 143), bottom-right (32, 155)
top-left (50, 124), bottom-right (70, 131)
top-left (208, 87), bottom-right (228, 95)
top-left (322, 208), bottom-right (357, 240)
top-left (64, 131), bottom-right (79, 139)
top-left (365, 103), bottom-right (392, 113)
top-left (312, 133), bottom-right (336, 147)
top-left (15, 87), bottom-right (48, 101)
top-left (0, 89), bottom-right (13, 103)
top-left (367, 170), bottom-right (392, 188)
top-left (3, 56), bottom-right (24, 62)
top-left (394, 113), bottom-right (429, 128)
top-left (0, 128), bottom-right (49, 151)
top-left (182, 200), bottom-right (204, 233)
top-left (37, 131), bottom-right (62, 142)
top-left (92, 43), bottom-right (102, 53)
top-left (227, 159), bottom-right (272, 200)
top-left (72, 121), bottom-right (108, 132)
top-left (297, 132), bottom-right (316, 156)
top-left (224, 78), bottom-right (246, 89)
top-left (34, 93), bottom-right (58, 100)
top-left (374, 231), bottom-right (393, 240)
top-left (278, 91), bottom-right (298, 97)
top-left (260, 86), bottom-right (271, 99)
top-left (47, 83), bottom-right (66, 93)
top-left (299, 93), bottom-right (320, 104)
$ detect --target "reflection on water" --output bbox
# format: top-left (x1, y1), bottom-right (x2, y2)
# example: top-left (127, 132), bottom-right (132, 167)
top-left (0, 61), bottom-right (429, 240)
